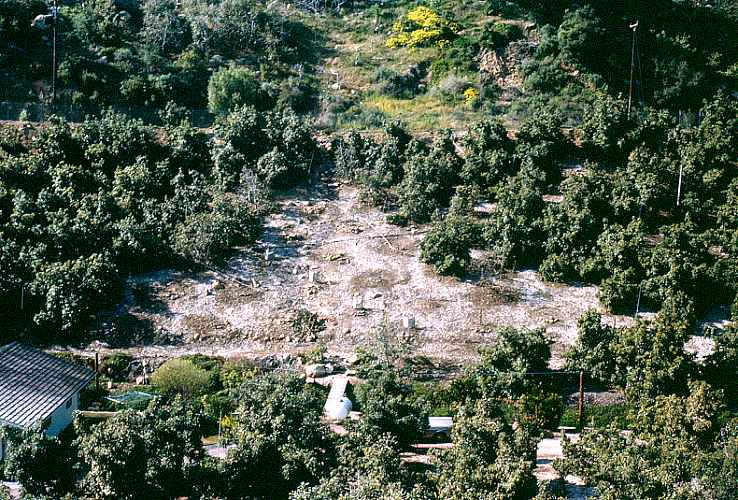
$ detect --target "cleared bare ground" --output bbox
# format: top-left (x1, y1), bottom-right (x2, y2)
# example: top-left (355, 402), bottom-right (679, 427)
top-left (72, 176), bottom-right (632, 366)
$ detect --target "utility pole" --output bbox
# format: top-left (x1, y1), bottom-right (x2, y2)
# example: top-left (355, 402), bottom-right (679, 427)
top-left (31, 0), bottom-right (59, 105)
top-left (578, 370), bottom-right (585, 431)
top-left (635, 283), bottom-right (642, 316)
top-left (627, 21), bottom-right (639, 118)
top-left (51, 0), bottom-right (57, 104)
top-left (676, 164), bottom-right (684, 207)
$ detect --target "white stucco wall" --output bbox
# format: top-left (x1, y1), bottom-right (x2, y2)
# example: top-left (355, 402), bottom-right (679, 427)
top-left (0, 391), bottom-right (81, 463)
top-left (45, 391), bottom-right (79, 437)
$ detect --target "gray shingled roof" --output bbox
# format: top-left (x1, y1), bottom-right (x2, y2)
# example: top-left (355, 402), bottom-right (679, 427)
top-left (0, 342), bottom-right (94, 429)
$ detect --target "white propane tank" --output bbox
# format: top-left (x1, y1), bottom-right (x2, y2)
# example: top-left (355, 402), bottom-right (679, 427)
top-left (326, 397), bottom-right (352, 421)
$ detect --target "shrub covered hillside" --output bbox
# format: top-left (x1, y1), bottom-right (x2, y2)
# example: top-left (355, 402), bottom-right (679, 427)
top-left (0, 0), bottom-right (324, 120)
top-left (306, 0), bottom-right (738, 132)
top-left (514, 0), bottom-right (738, 118)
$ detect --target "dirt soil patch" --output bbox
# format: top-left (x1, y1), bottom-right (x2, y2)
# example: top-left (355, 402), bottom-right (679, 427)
top-left (66, 173), bottom-right (631, 368)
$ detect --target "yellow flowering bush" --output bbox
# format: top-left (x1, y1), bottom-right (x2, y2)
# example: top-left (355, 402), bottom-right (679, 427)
top-left (386, 6), bottom-right (460, 49)
top-left (463, 87), bottom-right (480, 105)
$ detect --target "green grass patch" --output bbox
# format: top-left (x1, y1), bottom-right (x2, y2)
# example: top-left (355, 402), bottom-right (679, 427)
top-left (560, 403), bottom-right (635, 430)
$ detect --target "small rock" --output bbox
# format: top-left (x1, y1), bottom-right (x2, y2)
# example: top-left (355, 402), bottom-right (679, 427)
top-left (212, 281), bottom-right (224, 290)
top-left (305, 364), bottom-right (327, 378)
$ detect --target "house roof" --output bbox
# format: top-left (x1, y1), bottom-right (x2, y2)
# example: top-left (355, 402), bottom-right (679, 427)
top-left (0, 342), bottom-right (94, 430)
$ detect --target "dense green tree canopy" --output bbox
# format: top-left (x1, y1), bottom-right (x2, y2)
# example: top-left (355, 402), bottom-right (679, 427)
top-left (77, 398), bottom-right (204, 499)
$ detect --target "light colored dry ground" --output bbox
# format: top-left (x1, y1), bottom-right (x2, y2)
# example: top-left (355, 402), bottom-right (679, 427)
top-left (69, 177), bottom-right (633, 366)
top-left (536, 435), bottom-right (593, 499)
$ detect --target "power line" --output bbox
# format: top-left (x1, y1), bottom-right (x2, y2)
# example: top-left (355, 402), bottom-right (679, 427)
top-left (475, 370), bottom-right (588, 376)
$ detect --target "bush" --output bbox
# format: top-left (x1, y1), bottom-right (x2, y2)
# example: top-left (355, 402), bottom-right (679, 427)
top-left (332, 131), bottom-right (375, 183)
top-left (141, 0), bottom-right (191, 55)
top-left (556, 6), bottom-right (606, 72)
top-left (172, 193), bottom-right (261, 264)
top-left (611, 313), bottom-right (696, 400)
top-left (158, 101), bottom-right (191, 126)
top-left (396, 132), bottom-right (461, 223)
top-left (479, 21), bottom-right (523, 49)
top-left (372, 65), bottom-right (425, 98)
top-left (220, 359), bottom-right (259, 389)
top-left (354, 371), bottom-right (428, 449)
top-left (77, 398), bottom-right (203, 499)
top-left (597, 268), bottom-right (639, 314)
top-left (291, 309), bottom-right (326, 341)
top-left (460, 119), bottom-right (517, 196)
top-left (261, 108), bottom-right (317, 189)
top-left (221, 373), bottom-right (333, 499)
top-left (518, 389), bottom-right (564, 430)
top-left (386, 6), bottom-right (460, 49)
top-left (31, 253), bottom-right (122, 332)
top-left (102, 352), bottom-right (134, 382)
top-left (434, 399), bottom-right (538, 498)
top-left (483, 168), bottom-right (546, 268)
top-left (420, 215), bottom-right (481, 276)
top-left (3, 428), bottom-right (75, 497)
top-left (564, 310), bottom-right (616, 386)
top-left (704, 327), bottom-right (738, 400)
top-left (429, 73), bottom-right (473, 104)
top-left (151, 358), bottom-right (214, 398)
top-left (476, 327), bottom-right (552, 398)
top-left (559, 403), bottom-right (633, 430)
top-left (333, 124), bottom-right (411, 208)
top-left (208, 65), bottom-right (273, 116)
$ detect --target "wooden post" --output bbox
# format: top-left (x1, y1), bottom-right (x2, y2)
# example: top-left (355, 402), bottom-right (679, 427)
top-left (578, 370), bottom-right (585, 431)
